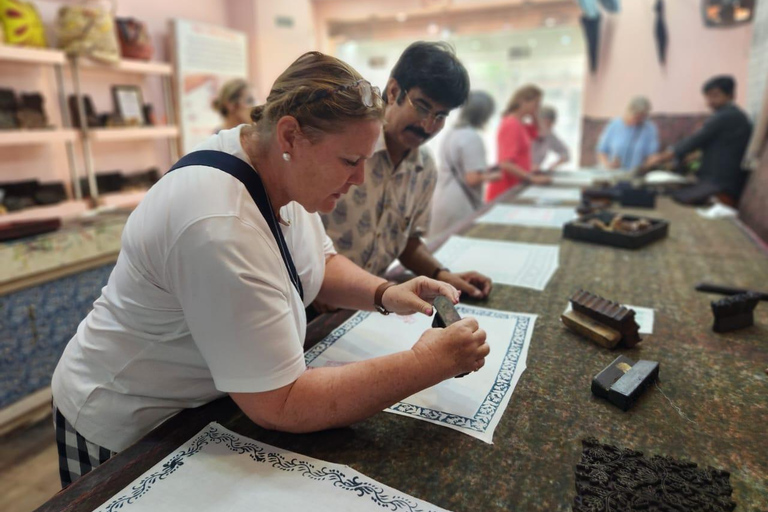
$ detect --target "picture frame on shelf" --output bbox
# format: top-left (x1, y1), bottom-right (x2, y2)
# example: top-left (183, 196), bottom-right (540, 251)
top-left (702, 0), bottom-right (754, 27)
top-left (111, 85), bottom-right (145, 126)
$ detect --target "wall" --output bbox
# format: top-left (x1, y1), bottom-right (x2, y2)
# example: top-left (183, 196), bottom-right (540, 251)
top-left (228, 0), bottom-right (316, 100)
top-left (581, 0), bottom-right (753, 118)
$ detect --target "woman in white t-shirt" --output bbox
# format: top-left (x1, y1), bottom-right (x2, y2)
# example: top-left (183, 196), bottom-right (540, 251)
top-left (51, 52), bottom-right (489, 487)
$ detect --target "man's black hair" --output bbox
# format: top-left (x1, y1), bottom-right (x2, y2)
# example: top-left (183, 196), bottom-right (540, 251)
top-left (389, 41), bottom-right (470, 109)
top-left (703, 75), bottom-right (735, 97)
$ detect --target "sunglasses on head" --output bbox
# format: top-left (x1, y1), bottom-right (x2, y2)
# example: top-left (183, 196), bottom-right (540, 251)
top-left (306, 79), bottom-right (382, 108)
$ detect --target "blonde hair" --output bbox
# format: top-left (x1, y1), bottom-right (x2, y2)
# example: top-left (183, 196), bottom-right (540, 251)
top-left (212, 78), bottom-right (249, 117)
top-left (504, 84), bottom-right (543, 115)
top-left (250, 51), bottom-right (384, 143)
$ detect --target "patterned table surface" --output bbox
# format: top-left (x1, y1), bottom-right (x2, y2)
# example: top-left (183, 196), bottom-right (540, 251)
top-left (35, 193), bottom-right (768, 512)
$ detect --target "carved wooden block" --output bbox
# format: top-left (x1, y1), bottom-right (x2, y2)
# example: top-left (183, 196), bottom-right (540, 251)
top-left (569, 289), bottom-right (642, 347)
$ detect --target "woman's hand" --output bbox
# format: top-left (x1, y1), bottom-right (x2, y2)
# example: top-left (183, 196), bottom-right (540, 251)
top-left (412, 317), bottom-right (489, 378)
top-left (527, 174), bottom-right (552, 185)
top-left (381, 276), bottom-right (460, 316)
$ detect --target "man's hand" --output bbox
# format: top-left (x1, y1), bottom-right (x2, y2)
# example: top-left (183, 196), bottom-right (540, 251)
top-left (436, 270), bottom-right (492, 300)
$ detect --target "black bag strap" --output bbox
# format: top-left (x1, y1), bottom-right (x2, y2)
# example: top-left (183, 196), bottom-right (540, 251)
top-left (167, 150), bottom-right (303, 300)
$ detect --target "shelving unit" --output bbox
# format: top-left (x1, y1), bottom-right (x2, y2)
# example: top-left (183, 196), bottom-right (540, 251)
top-left (70, 55), bottom-right (179, 201)
top-left (88, 125), bottom-right (179, 142)
top-left (0, 44), bottom-right (82, 199)
top-left (1, 45), bottom-right (177, 220)
top-left (1, 199), bottom-right (89, 224)
top-left (0, 128), bottom-right (77, 146)
top-left (78, 56), bottom-right (173, 76)
top-left (0, 45), bottom-right (66, 65)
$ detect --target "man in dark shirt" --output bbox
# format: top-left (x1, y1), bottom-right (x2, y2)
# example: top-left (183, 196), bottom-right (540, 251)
top-left (645, 75), bottom-right (753, 205)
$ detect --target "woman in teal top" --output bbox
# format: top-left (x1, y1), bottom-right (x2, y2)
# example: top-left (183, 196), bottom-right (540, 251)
top-left (596, 96), bottom-right (660, 170)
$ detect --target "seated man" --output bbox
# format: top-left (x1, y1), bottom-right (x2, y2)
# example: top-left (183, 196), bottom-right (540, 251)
top-left (320, 41), bottom-right (492, 304)
top-left (644, 75), bottom-right (753, 205)
top-left (532, 105), bottom-right (570, 172)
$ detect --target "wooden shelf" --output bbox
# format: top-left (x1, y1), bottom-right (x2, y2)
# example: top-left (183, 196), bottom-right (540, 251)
top-left (78, 57), bottom-right (173, 76)
top-left (87, 126), bottom-right (179, 142)
top-left (98, 189), bottom-right (148, 210)
top-left (0, 129), bottom-right (77, 146)
top-left (0, 44), bottom-right (66, 65)
top-left (0, 200), bottom-right (89, 224)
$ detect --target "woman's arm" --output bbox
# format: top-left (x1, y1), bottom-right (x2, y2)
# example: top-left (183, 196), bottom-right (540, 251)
top-left (231, 316), bottom-right (489, 433)
top-left (316, 254), bottom-right (461, 315)
top-left (465, 169), bottom-right (501, 187)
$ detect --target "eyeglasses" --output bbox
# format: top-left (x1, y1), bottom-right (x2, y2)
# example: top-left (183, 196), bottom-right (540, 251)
top-left (307, 79), bottom-right (382, 108)
top-left (405, 90), bottom-right (448, 126)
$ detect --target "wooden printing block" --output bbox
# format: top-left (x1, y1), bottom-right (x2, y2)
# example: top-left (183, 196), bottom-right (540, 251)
top-left (592, 355), bottom-right (659, 411)
top-left (711, 292), bottom-right (760, 332)
top-left (561, 309), bottom-right (622, 348)
top-left (570, 289), bottom-right (642, 347)
top-left (432, 295), bottom-right (461, 329)
top-left (432, 296), bottom-right (468, 378)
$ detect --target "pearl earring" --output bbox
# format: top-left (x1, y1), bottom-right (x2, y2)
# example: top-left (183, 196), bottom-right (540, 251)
top-left (282, 152), bottom-right (291, 162)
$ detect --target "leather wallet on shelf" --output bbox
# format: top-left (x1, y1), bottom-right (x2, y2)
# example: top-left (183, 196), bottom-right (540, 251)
top-left (0, 88), bottom-right (19, 130)
top-left (17, 93), bottom-right (49, 129)
top-left (68, 94), bottom-right (101, 128)
top-left (79, 172), bottom-right (125, 198)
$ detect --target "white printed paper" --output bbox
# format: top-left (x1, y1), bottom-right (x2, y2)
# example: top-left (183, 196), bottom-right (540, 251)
top-left (564, 303), bottom-right (654, 334)
top-left (93, 423), bottom-right (448, 512)
top-left (434, 236), bottom-right (560, 291)
top-left (305, 306), bottom-right (537, 444)
top-left (518, 186), bottom-right (582, 203)
top-left (476, 205), bottom-right (577, 229)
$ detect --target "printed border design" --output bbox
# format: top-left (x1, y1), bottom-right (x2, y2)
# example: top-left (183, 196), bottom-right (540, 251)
top-left (101, 424), bottom-right (436, 512)
top-left (305, 307), bottom-right (531, 434)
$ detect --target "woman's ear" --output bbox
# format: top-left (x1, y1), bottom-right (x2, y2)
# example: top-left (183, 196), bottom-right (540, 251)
top-left (275, 116), bottom-right (302, 153)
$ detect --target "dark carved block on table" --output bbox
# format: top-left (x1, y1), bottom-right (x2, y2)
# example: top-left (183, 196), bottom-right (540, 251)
top-left (711, 292), bottom-right (760, 333)
top-left (571, 289), bottom-right (642, 347)
top-left (592, 355), bottom-right (659, 411)
top-left (574, 438), bottom-right (736, 512)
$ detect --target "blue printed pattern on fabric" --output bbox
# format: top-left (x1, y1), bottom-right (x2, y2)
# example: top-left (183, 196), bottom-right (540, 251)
top-left (99, 423), bottom-right (441, 512)
top-left (305, 307), bottom-right (530, 434)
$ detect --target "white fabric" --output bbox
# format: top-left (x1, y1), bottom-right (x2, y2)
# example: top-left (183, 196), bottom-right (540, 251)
top-left (518, 186), bottom-right (582, 203)
top-left (93, 423), bottom-right (449, 512)
top-left (476, 205), bottom-right (577, 229)
top-left (433, 236), bottom-right (560, 291)
top-left (305, 305), bottom-right (537, 444)
top-left (52, 126), bottom-right (335, 452)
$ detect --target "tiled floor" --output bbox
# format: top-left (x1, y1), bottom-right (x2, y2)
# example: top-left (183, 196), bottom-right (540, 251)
top-left (0, 416), bottom-right (61, 512)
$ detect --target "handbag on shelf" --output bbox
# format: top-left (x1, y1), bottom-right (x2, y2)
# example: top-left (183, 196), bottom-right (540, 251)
top-left (0, 0), bottom-right (47, 47)
top-left (0, 88), bottom-right (19, 130)
top-left (55, 0), bottom-right (120, 64)
top-left (17, 93), bottom-right (49, 129)
top-left (115, 17), bottom-right (152, 60)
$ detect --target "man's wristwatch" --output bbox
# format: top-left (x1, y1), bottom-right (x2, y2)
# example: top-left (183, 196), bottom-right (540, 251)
top-left (374, 281), bottom-right (397, 315)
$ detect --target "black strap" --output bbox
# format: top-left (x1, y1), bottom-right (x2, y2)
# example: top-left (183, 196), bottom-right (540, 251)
top-left (167, 150), bottom-right (304, 300)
